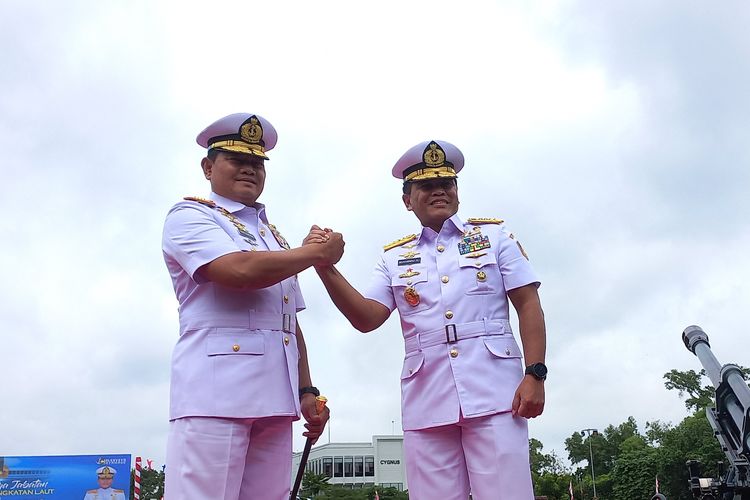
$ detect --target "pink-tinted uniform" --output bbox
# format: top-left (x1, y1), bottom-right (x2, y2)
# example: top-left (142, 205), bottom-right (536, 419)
top-left (162, 191), bottom-right (304, 500)
top-left (364, 214), bottom-right (540, 496)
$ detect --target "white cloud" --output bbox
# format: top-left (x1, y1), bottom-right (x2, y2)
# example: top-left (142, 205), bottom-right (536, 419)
top-left (1, 0), bottom-right (748, 473)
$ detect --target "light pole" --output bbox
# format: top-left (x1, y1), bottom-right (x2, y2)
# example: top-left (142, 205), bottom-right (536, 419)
top-left (581, 428), bottom-right (598, 500)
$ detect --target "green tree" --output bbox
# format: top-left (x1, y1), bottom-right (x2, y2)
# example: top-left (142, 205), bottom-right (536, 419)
top-left (565, 417), bottom-right (644, 499)
top-left (663, 369), bottom-right (715, 413)
top-left (611, 436), bottom-right (658, 500)
top-left (300, 471), bottom-right (331, 498)
top-left (129, 466), bottom-right (165, 500)
top-left (664, 366), bottom-right (750, 413)
top-left (316, 485), bottom-right (407, 499)
top-left (530, 437), bottom-right (571, 499)
top-left (656, 366), bottom-right (750, 499)
top-left (653, 413), bottom-right (725, 500)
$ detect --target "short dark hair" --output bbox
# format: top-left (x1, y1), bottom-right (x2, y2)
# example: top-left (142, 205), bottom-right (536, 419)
top-left (207, 148), bottom-right (221, 161)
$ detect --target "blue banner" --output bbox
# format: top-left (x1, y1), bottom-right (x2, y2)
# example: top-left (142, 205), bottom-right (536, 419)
top-left (0, 454), bottom-right (131, 499)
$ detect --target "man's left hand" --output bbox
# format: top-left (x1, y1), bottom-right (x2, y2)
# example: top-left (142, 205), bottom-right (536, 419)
top-left (511, 376), bottom-right (545, 418)
top-left (300, 393), bottom-right (330, 443)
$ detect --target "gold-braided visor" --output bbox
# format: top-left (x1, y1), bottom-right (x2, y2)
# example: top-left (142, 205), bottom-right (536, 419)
top-left (405, 166), bottom-right (457, 181)
top-left (209, 140), bottom-right (269, 160)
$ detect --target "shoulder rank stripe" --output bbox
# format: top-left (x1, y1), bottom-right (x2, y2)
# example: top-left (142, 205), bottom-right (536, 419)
top-left (383, 234), bottom-right (417, 251)
top-left (467, 217), bottom-right (504, 225)
top-left (183, 196), bottom-right (216, 208)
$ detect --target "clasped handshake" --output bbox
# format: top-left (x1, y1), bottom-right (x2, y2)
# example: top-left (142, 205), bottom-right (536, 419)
top-left (302, 224), bottom-right (345, 267)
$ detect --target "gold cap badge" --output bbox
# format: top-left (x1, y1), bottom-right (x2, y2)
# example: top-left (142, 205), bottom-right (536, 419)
top-left (403, 141), bottom-right (457, 182)
top-left (208, 115), bottom-right (270, 159)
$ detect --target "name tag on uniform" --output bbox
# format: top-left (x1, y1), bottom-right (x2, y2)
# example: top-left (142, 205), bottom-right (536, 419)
top-left (398, 257), bottom-right (421, 266)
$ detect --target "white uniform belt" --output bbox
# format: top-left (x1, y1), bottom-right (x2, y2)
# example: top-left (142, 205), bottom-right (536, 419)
top-left (404, 319), bottom-right (511, 354)
top-left (180, 312), bottom-right (295, 333)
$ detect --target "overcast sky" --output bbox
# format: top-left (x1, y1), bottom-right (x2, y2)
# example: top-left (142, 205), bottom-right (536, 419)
top-left (2, 0), bottom-right (749, 470)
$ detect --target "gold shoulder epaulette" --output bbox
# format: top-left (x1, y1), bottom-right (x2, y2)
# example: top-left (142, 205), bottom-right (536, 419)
top-left (183, 196), bottom-right (216, 207)
top-left (383, 234), bottom-right (417, 251)
top-left (467, 217), bottom-right (504, 225)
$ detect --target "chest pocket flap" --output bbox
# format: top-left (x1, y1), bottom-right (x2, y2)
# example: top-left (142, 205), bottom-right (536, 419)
top-left (458, 251), bottom-right (498, 270)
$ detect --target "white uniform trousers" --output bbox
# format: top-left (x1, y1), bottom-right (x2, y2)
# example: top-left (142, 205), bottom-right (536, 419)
top-left (165, 416), bottom-right (293, 500)
top-left (404, 412), bottom-right (534, 500)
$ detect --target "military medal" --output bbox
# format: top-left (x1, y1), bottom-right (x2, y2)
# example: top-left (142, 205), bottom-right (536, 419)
top-left (458, 231), bottom-right (491, 255)
top-left (404, 287), bottom-right (420, 306)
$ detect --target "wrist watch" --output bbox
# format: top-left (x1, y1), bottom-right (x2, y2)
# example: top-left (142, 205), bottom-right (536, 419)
top-left (525, 363), bottom-right (548, 381)
top-left (299, 386), bottom-right (320, 400)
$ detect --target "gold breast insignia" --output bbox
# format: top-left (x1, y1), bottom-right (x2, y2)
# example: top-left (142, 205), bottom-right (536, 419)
top-left (399, 268), bottom-right (421, 279)
top-left (399, 250), bottom-right (420, 258)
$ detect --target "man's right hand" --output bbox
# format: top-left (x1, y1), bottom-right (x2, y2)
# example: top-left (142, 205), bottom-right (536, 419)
top-left (304, 225), bottom-right (344, 266)
top-left (303, 224), bottom-right (330, 245)
top-left (316, 231), bottom-right (344, 266)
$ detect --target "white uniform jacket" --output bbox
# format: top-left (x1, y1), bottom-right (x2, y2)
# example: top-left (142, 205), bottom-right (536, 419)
top-left (162, 192), bottom-right (304, 420)
top-left (364, 214), bottom-right (540, 431)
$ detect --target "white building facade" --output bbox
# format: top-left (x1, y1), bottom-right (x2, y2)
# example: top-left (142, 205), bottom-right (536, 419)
top-left (291, 435), bottom-right (407, 491)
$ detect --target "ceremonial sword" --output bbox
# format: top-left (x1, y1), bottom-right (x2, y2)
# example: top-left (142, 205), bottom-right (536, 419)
top-left (290, 396), bottom-right (328, 500)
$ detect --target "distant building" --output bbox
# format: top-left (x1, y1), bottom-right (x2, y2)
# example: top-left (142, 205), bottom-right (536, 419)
top-left (291, 435), bottom-right (407, 491)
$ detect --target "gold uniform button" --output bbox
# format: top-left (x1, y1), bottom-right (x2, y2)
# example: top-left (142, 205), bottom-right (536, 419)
top-left (283, 295), bottom-right (289, 304)
top-left (450, 348), bottom-right (459, 358)
top-left (476, 271), bottom-right (487, 282)
top-left (232, 344), bottom-right (240, 352)
top-left (284, 337), bottom-right (290, 345)
top-left (441, 276), bottom-right (449, 283)
top-left (445, 311), bottom-right (454, 319)
top-left (260, 228), bottom-right (266, 236)
top-left (437, 245), bottom-right (445, 252)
